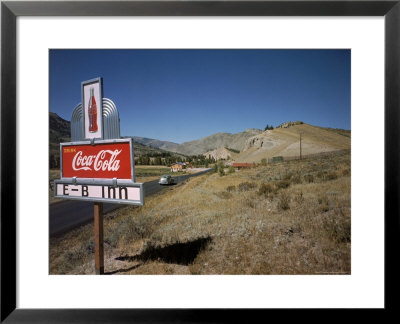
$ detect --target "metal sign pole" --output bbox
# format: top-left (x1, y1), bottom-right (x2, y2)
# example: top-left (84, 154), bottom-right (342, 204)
top-left (94, 202), bottom-right (104, 275)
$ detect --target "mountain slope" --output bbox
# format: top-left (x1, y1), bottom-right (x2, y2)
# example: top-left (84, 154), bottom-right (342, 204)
top-left (132, 136), bottom-right (180, 152)
top-left (49, 113), bottom-right (71, 161)
top-left (203, 147), bottom-right (240, 161)
top-left (169, 128), bottom-right (262, 156)
top-left (236, 123), bottom-right (350, 163)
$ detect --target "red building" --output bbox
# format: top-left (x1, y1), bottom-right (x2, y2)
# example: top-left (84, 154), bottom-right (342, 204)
top-left (232, 163), bottom-right (254, 169)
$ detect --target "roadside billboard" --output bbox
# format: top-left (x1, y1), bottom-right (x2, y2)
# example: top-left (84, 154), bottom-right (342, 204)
top-left (60, 138), bottom-right (135, 182)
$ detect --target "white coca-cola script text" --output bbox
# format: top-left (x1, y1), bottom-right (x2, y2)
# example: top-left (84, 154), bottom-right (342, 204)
top-left (72, 150), bottom-right (122, 172)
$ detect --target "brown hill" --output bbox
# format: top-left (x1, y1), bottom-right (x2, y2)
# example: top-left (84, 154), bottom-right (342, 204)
top-left (236, 123), bottom-right (350, 163)
top-left (203, 147), bottom-right (240, 161)
top-left (170, 128), bottom-right (262, 156)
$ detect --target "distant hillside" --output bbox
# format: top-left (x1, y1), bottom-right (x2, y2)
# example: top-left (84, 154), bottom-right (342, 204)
top-left (203, 147), bottom-right (240, 161)
top-left (315, 126), bottom-right (351, 138)
top-left (235, 123), bottom-right (350, 163)
top-left (49, 113), bottom-right (71, 164)
top-left (49, 112), bottom-right (70, 139)
top-left (132, 136), bottom-right (180, 152)
top-left (168, 128), bottom-right (262, 156)
top-left (121, 136), bottom-right (185, 158)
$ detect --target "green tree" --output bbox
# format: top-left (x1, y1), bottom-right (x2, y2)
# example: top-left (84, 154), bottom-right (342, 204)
top-left (213, 163), bottom-right (218, 173)
top-left (155, 157), bottom-right (162, 165)
top-left (218, 162), bottom-right (225, 177)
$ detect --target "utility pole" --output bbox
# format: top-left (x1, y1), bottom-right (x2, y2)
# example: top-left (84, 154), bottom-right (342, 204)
top-left (300, 132), bottom-right (302, 160)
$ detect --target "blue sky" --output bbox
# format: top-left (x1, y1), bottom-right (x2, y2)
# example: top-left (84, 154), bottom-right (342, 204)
top-left (50, 49), bottom-right (350, 144)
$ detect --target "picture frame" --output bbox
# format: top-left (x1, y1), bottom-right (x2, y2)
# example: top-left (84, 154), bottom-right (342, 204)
top-left (1, 0), bottom-right (398, 322)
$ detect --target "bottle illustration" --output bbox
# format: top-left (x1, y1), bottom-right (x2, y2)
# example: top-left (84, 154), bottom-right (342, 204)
top-left (88, 87), bottom-right (98, 133)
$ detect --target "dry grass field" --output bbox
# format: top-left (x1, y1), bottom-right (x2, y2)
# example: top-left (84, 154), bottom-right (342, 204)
top-left (134, 165), bottom-right (187, 181)
top-left (50, 151), bottom-right (350, 275)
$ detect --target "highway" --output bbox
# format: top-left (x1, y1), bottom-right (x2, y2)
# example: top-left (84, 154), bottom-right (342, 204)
top-left (49, 169), bottom-right (211, 237)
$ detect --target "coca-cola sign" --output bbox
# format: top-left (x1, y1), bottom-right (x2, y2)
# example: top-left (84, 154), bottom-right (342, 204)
top-left (82, 77), bottom-right (103, 140)
top-left (61, 139), bottom-right (133, 180)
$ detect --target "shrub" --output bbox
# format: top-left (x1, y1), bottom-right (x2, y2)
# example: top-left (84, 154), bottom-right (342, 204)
top-left (275, 179), bottom-right (290, 189)
top-left (318, 195), bottom-right (330, 212)
top-left (294, 191), bottom-right (304, 204)
top-left (244, 197), bottom-right (256, 208)
top-left (271, 156), bottom-right (284, 163)
top-left (283, 173), bottom-right (292, 180)
top-left (324, 171), bottom-right (338, 181)
top-left (64, 246), bottom-right (88, 264)
top-left (215, 191), bottom-right (232, 199)
top-left (131, 216), bottom-right (154, 239)
top-left (238, 182), bottom-right (257, 191)
top-left (62, 244), bottom-right (90, 272)
top-left (227, 166), bottom-right (235, 174)
top-left (323, 212), bottom-right (351, 243)
top-left (291, 174), bottom-right (302, 184)
top-left (342, 169), bottom-right (350, 176)
top-left (261, 158), bottom-right (267, 166)
top-left (277, 192), bottom-right (290, 211)
top-left (226, 185), bottom-right (236, 192)
top-left (212, 164), bottom-right (218, 173)
top-left (318, 194), bottom-right (329, 205)
top-left (304, 174), bottom-right (314, 183)
top-left (106, 215), bottom-right (154, 248)
top-left (258, 183), bottom-right (274, 196)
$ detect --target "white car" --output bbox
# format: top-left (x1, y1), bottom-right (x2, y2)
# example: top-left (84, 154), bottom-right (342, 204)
top-left (159, 174), bottom-right (175, 185)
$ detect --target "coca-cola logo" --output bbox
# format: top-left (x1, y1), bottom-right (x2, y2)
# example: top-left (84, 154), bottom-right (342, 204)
top-left (72, 149), bottom-right (122, 172)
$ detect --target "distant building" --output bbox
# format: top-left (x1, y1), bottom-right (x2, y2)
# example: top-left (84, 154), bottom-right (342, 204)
top-left (232, 163), bottom-right (254, 169)
top-left (270, 156), bottom-right (284, 163)
top-left (170, 162), bottom-right (187, 172)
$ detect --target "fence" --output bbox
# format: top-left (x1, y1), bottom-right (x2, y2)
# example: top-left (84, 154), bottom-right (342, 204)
top-left (267, 149), bottom-right (351, 164)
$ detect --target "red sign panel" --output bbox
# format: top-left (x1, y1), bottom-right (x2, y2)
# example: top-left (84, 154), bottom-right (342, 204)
top-left (61, 141), bottom-right (133, 180)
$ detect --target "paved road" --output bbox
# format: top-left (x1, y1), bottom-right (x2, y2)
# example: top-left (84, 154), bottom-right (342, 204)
top-left (50, 169), bottom-right (211, 237)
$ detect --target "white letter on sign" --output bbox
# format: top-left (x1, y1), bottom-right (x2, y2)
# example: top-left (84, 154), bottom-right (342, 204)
top-left (72, 151), bottom-right (92, 171)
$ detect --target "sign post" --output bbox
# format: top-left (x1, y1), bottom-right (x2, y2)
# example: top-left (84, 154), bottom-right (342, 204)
top-left (94, 202), bottom-right (104, 275)
top-left (54, 78), bottom-right (143, 275)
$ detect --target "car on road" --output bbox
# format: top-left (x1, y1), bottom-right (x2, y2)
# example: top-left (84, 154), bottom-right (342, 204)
top-left (158, 174), bottom-right (175, 185)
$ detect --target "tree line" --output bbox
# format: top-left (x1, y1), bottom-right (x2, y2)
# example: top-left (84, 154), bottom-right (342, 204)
top-left (135, 153), bottom-right (216, 167)
top-left (264, 124), bottom-right (274, 131)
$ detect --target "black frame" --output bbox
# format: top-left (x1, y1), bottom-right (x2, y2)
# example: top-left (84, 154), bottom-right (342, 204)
top-left (1, 0), bottom-right (399, 322)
